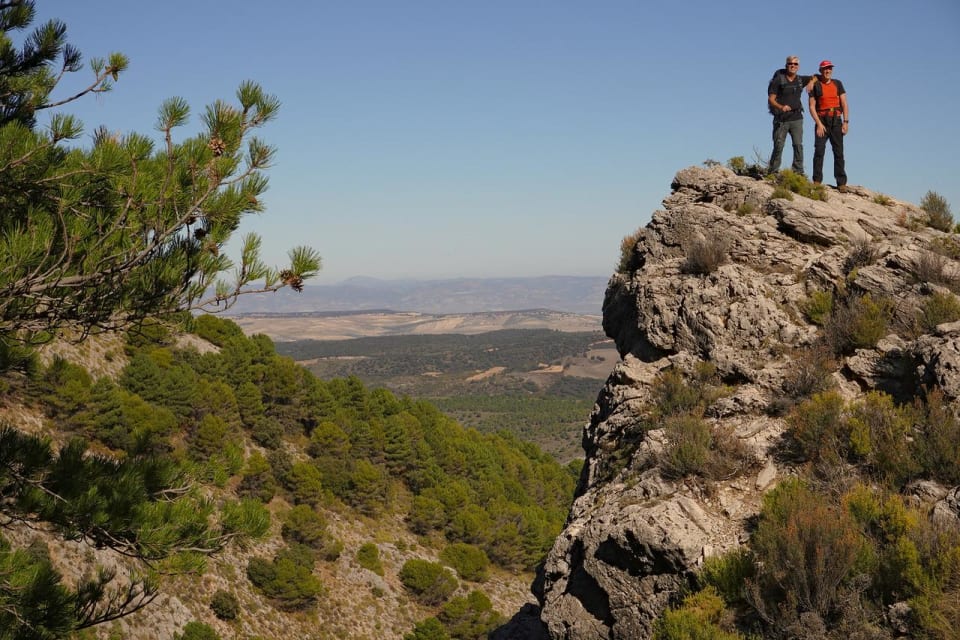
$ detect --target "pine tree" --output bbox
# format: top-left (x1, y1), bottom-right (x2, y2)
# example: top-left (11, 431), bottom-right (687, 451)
top-left (0, 1), bottom-right (321, 367)
top-left (1, 2), bottom-right (306, 633)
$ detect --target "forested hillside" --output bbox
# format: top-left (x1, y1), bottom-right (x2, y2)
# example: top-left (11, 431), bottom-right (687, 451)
top-left (0, 4), bottom-right (576, 637)
top-left (2, 314), bottom-right (577, 638)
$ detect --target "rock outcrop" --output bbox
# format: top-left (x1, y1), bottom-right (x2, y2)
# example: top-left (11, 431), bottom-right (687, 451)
top-left (534, 166), bottom-right (960, 639)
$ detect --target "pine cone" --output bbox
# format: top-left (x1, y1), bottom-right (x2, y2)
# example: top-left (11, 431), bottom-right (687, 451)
top-left (280, 269), bottom-right (304, 292)
top-left (208, 137), bottom-right (226, 157)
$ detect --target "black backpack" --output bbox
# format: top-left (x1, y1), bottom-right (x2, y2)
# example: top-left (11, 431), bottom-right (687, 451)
top-left (767, 69), bottom-right (808, 116)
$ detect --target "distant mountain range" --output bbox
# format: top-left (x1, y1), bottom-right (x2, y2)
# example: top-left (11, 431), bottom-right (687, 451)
top-left (224, 275), bottom-right (609, 315)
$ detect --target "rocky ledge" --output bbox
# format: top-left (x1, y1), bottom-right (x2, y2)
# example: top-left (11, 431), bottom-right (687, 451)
top-left (532, 166), bottom-right (960, 639)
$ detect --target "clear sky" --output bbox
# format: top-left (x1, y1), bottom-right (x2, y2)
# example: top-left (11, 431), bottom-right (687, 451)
top-left (30, 1), bottom-right (960, 283)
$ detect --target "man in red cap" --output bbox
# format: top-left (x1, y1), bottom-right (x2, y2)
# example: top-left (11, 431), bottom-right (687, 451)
top-left (808, 60), bottom-right (849, 192)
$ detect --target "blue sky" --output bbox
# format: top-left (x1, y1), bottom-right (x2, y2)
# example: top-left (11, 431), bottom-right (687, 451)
top-left (31, 1), bottom-right (960, 283)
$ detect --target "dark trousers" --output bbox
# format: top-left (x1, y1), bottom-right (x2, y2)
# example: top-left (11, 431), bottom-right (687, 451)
top-left (812, 116), bottom-right (846, 186)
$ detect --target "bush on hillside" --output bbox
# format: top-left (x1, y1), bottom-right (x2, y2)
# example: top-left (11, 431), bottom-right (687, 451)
top-left (356, 543), bottom-right (384, 576)
top-left (682, 235), bottom-right (731, 275)
top-left (246, 545), bottom-right (323, 610)
top-left (913, 250), bottom-right (957, 289)
top-left (921, 190), bottom-right (953, 232)
top-left (399, 559), bottom-right (458, 605)
top-left (699, 547), bottom-right (754, 607)
top-left (618, 227), bottom-right (645, 273)
top-left (440, 543), bottom-right (490, 582)
top-left (778, 345), bottom-right (837, 409)
top-left (746, 480), bottom-right (864, 634)
top-left (801, 290), bottom-right (834, 326)
top-left (787, 391), bottom-right (847, 464)
top-left (912, 388), bottom-right (960, 485)
top-left (209, 589), bottom-right (240, 620)
top-left (654, 587), bottom-right (745, 640)
top-left (918, 292), bottom-right (960, 332)
top-left (843, 236), bottom-right (880, 275)
top-left (175, 622), bottom-right (221, 640)
top-left (437, 590), bottom-right (505, 640)
top-left (769, 169), bottom-right (828, 201)
top-left (404, 617), bottom-right (449, 640)
top-left (281, 505), bottom-right (341, 560)
top-left (822, 293), bottom-right (893, 354)
top-left (845, 391), bottom-right (918, 487)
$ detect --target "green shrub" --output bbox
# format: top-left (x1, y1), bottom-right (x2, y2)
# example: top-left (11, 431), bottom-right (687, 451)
top-left (846, 391), bottom-right (918, 487)
top-left (248, 415), bottom-right (283, 449)
top-left (409, 495), bottom-right (448, 535)
top-left (700, 547), bottom-right (754, 606)
top-left (399, 559), bottom-right (458, 605)
top-left (190, 414), bottom-right (231, 461)
top-left (175, 622), bottom-right (221, 640)
top-left (788, 391), bottom-right (846, 463)
top-left (823, 293), bottom-right (893, 354)
top-left (735, 202), bottom-right (756, 216)
top-left (654, 587), bottom-right (745, 640)
top-left (873, 193), bottom-right (893, 206)
top-left (801, 290), bottom-right (833, 326)
top-left (285, 461), bottom-right (325, 506)
top-left (772, 169), bottom-right (828, 201)
top-left (661, 415), bottom-right (712, 478)
top-left (930, 235), bottom-right (960, 259)
top-left (727, 156), bottom-right (746, 174)
top-left (682, 235), bottom-right (731, 275)
top-left (238, 451), bottom-right (278, 502)
top-left (919, 292), bottom-right (960, 333)
top-left (281, 505), bottom-right (341, 560)
top-left (437, 590), bottom-right (505, 640)
top-left (747, 480), bottom-right (864, 631)
top-left (209, 589), bottom-right (240, 620)
top-left (404, 617), bottom-right (449, 640)
top-left (652, 368), bottom-right (703, 418)
top-left (912, 388), bottom-right (960, 485)
top-left (246, 545), bottom-right (323, 610)
top-left (921, 190), bottom-right (953, 232)
top-left (356, 542), bottom-right (384, 576)
top-left (770, 185), bottom-right (794, 200)
top-left (440, 543), bottom-right (490, 582)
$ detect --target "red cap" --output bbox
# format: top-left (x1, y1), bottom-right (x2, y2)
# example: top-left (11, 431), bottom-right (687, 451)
top-left (819, 60), bottom-right (834, 69)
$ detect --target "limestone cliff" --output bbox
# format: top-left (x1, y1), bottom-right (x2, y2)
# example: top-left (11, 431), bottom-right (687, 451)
top-left (533, 165), bottom-right (960, 639)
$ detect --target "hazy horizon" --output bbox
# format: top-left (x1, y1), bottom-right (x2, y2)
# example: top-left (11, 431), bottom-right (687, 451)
top-left (35, 1), bottom-right (960, 283)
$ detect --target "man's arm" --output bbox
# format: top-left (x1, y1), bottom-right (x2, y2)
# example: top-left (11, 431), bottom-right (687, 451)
top-left (840, 92), bottom-right (849, 133)
top-left (810, 94), bottom-right (826, 137)
top-left (769, 92), bottom-right (783, 112)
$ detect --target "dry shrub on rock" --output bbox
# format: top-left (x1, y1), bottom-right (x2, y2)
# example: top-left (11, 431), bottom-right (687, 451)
top-left (682, 235), bottom-right (731, 275)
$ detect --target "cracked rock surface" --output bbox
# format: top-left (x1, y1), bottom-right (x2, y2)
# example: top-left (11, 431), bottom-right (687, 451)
top-left (533, 166), bottom-right (960, 639)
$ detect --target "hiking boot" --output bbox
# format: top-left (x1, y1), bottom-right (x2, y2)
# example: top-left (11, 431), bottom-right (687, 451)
top-left (837, 185), bottom-right (848, 193)
top-left (812, 180), bottom-right (822, 185)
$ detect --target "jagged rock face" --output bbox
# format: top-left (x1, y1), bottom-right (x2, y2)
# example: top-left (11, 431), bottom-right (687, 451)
top-left (537, 166), bottom-right (960, 639)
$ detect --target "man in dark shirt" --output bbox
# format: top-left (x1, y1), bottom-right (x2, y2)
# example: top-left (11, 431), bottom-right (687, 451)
top-left (767, 55), bottom-right (817, 175)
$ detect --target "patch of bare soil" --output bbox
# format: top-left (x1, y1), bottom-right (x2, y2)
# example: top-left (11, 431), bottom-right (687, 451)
top-left (233, 310), bottom-right (601, 342)
top-left (466, 366), bottom-right (507, 381)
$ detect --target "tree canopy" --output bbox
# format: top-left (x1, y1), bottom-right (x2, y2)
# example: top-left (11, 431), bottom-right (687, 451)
top-left (0, 0), bottom-right (321, 368)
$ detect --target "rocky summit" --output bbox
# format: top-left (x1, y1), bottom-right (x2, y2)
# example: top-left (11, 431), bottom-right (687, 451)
top-left (530, 165), bottom-right (960, 639)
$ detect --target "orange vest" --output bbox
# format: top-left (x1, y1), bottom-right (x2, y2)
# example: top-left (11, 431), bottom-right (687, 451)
top-left (817, 81), bottom-right (841, 111)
